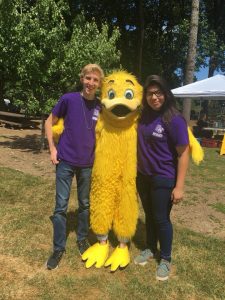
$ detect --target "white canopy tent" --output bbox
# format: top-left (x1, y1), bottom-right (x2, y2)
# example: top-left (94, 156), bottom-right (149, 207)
top-left (172, 74), bottom-right (225, 100)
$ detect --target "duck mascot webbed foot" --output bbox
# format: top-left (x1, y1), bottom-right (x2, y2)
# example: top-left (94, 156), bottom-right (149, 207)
top-left (104, 245), bottom-right (130, 271)
top-left (82, 241), bottom-right (109, 268)
top-left (82, 242), bottom-right (130, 271)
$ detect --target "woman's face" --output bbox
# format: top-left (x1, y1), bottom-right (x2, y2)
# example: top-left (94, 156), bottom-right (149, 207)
top-left (146, 84), bottom-right (165, 111)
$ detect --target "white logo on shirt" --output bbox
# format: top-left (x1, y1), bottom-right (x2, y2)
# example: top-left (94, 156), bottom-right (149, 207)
top-left (92, 109), bottom-right (100, 121)
top-left (152, 124), bottom-right (164, 138)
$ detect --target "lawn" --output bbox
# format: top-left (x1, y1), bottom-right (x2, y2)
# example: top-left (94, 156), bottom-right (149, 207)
top-left (0, 148), bottom-right (225, 300)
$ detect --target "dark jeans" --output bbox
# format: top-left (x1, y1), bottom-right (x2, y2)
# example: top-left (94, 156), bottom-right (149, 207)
top-left (136, 172), bottom-right (175, 261)
top-left (51, 160), bottom-right (92, 251)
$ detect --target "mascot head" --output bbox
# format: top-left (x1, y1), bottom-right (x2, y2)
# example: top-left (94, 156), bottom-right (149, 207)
top-left (101, 70), bottom-right (142, 125)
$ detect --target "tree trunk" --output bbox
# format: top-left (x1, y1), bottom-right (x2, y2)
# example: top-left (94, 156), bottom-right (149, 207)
top-left (182, 0), bottom-right (200, 123)
top-left (136, 0), bottom-right (144, 81)
top-left (208, 55), bottom-right (217, 77)
top-left (40, 113), bottom-right (46, 151)
top-left (0, 77), bottom-right (4, 106)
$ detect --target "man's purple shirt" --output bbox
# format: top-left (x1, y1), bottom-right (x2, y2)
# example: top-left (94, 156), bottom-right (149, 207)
top-left (52, 92), bottom-right (100, 167)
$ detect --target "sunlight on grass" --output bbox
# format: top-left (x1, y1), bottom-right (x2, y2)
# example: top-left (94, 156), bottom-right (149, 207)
top-left (210, 203), bottom-right (225, 214)
top-left (0, 161), bottom-right (225, 300)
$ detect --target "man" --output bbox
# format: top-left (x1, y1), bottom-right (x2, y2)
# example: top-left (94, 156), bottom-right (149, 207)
top-left (45, 64), bottom-right (104, 270)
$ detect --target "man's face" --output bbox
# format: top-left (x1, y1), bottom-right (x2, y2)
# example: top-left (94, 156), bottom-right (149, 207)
top-left (81, 71), bottom-right (101, 99)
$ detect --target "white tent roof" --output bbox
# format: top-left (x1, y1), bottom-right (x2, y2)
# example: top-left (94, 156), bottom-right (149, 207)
top-left (172, 74), bottom-right (225, 100)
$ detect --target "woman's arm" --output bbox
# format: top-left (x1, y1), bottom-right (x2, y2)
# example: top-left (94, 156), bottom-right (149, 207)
top-left (45, 113), bottom-right (59, 165)
top-left (171, 145), bottom-right (189, 204)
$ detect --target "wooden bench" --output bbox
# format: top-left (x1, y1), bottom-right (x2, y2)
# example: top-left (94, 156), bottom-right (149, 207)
top-left (0, 111), bottom-right (41, 128)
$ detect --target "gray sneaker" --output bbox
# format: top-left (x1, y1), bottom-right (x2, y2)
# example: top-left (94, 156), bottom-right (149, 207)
top-left (156, 259), bottom-right (171, 281)
top-left (134, 249), bottom-right (154, 266)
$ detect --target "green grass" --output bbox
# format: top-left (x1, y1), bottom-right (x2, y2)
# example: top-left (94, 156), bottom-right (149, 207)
top-left (1, 149), bottom-right (225, 300)
top-left (210, 203), bottom-right (225, 214)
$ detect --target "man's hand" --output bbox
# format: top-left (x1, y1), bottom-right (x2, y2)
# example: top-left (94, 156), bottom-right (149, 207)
top-left (50, 146), bottom-right (59, 165)
top-left (45, 113), bottom-right (59, 165)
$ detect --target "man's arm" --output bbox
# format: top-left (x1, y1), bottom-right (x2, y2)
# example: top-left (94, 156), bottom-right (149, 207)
top-left (45, 113), bottom-right (59, 165)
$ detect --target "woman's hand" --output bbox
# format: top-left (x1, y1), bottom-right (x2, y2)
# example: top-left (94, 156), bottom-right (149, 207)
top-left (171, 186), bottom-right (184, 204)
top-left (172, 144), bottom-right (189, 204)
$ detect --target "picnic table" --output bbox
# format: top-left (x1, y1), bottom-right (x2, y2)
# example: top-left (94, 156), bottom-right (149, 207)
top-left (0, 111), bottom-right (41, 128)
top-left (203, 127), bottom-right (225, 137)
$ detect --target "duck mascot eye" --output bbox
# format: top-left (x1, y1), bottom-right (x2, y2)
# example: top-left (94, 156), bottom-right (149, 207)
top-left (108, 89), bottom-right (116, 99)
top-left (124, 89), bottom-right (134, 99)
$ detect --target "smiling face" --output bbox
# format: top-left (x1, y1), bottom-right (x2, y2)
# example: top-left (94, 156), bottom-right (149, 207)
top-left (146, 84), bottom-right (165, 111)
top-left (101, 71), bottom-right (142, 123)
top-left (81, 71), bottom-right (101, 100)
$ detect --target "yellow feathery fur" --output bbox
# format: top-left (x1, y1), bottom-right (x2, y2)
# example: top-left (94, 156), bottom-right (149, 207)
top-left (52, 118), bottom-right (64, 143)
top-left (90, 70), bottom-right (142, 239)
top-left (101, 70), bottom-right (143, 101)
top-left (220, 134), bottom-right (225, 155)
top-left (188, 127), bottom-right (204, 165)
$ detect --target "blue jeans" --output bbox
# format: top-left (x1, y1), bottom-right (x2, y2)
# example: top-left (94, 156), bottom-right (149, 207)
top-left (136, 172), bottom-right (175, 261)
top-left (51, 160), bottom-right (92, 251)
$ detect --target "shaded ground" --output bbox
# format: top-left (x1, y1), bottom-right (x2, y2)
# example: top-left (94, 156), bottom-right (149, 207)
top-left (0, 126), bottom-right (224, 239)
top-left (0, 126), bottom-right (54, 178)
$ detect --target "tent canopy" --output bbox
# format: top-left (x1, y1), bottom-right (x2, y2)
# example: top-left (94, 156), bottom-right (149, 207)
top-left (172, 74), bottom-right (225, 100)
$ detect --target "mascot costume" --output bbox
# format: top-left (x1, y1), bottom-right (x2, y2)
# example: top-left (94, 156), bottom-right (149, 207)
top-left (53, 70), bottom-right (204, 272)
top-left (82, 71), bottom-right (143, 271)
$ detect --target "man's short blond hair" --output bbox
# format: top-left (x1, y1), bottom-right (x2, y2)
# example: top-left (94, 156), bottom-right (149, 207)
top-left (80, 64), bottom-right (104, 82)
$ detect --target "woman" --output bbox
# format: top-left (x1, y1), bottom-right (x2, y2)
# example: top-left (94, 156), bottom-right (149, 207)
top-left (134, 75), bottom-right (189, 281)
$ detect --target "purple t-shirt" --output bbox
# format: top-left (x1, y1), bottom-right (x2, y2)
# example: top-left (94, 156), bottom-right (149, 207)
top-left (137, 108), bottom-right (189, 178)
top-left (52, 92), bottom-right (101, 167)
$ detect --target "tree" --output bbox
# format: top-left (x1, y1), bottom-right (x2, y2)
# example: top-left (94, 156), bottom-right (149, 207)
top-left (182, 0), bottom-right (200, 122)
top-left (0, 0), bottom-right (120, 148)
top-left (1, 0), bottom-right (121, 112)
top-left (204, 0), bottom-right (225, 77)
top-left (135, 0), bottom-right (144, 81)
top-left (69, 0), bottom-right (196, 85)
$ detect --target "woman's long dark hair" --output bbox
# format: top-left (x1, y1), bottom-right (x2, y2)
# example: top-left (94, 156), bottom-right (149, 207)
top-left (142, 75), bottom-right (181, 124)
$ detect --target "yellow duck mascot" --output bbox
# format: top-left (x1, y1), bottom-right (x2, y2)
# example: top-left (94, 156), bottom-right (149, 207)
top-left (52, 71), bottom-right (204, 272)
top-left (81, 71), bottom-right (143, 271)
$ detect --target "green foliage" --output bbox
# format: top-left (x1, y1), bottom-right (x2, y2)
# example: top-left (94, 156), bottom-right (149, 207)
top-left (1, 0), bottom-right (223, 115)
top-left (61, 14), bottom-right (120, 90)
top-left (70, 1), bottom-right (195, 85)
top-left (0, 0), bottom-right (120, 115)
top-left (197, 4), bottom-right (225, 68)
top-left (68, 1), bottom-right (225, 85)
top-left (202, 0), bottom-right (225, 74)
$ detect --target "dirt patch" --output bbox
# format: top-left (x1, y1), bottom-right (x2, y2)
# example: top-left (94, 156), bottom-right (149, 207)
top-left (172, 195), bottom-right (225, 239)
top-left (0, 254), bottom-right (40, 299)
top-left (0, 126), bottom-right (225, 239)
top-left (0, 126), bottom-right (54, 178)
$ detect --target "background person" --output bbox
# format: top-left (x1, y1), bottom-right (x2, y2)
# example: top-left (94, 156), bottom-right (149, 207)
top-left (197, 111), bottom-right (208, 128)
top-left (194, 111), bottom-right (213, 139)
top-left (134, 75), bottom-right (189, 281)
top-left (45, 63), bottom-right (104, 270)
